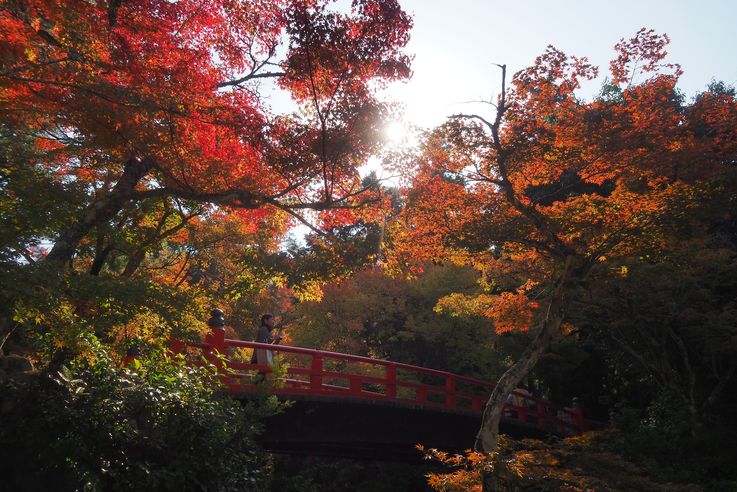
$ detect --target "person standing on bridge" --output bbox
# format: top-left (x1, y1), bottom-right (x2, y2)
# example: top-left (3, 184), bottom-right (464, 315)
top-left (250, 314), bottom-right (282, 368)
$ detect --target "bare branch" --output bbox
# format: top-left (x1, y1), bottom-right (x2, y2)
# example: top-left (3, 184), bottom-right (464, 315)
top-left (270, 204), bottom-right (329, 239)
top-left (449, 113), bottom-right (495, 133)
top-left (451, 98), bottom-right (499, 110)
top-left (216, 71), bottom-right (286, 88)
top-left (703, 359), bottom-right (737, 411)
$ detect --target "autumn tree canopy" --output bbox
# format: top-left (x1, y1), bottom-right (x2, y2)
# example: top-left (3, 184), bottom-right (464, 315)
top-left (1, 0), bottom-right (412, 265)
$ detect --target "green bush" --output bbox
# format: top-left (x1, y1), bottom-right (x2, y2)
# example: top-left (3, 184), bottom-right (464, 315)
top-left (0, 346), bottom-right (280, 491)
top-left (610, 398), bottom-right (737, 491)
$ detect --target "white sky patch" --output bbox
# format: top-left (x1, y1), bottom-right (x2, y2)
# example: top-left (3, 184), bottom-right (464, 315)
top-left (379, 0), bottom-right (737, 133)
top-left (359, 155), bottom-right (402, 188)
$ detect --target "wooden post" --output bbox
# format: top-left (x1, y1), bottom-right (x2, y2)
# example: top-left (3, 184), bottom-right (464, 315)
top-left (417, 386), bottom-right (427, 404)
top-left (386, 365), bottom-right (397, 398)
top-left (350, 377), bottom-right (362, 396)
top-left (206, 326), bottom-right (226, 368)
top-left (572, 397), bottom-right (585, 433)
top-left (210, 325), bottom-right (226, 353)
top-left (536, 400), bottom-right (547, 429)
top-left (472, 397), bottom-right (483, 412)
top-left (169, 338), bottom-right (184, 355)
top-left (445, 376), bottom-right (456, 409)
top-left (204, 322), bottom-right (233, 390)
top-left (518, 403), bottom-right (527, 423)
top-left (310, 354), bottom-right (323, 391)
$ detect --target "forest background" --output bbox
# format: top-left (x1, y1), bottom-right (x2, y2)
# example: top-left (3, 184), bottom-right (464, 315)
top-left (1, 1), bottom-right (736, 491)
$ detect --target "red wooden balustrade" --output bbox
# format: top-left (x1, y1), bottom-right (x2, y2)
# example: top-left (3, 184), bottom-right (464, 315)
top-left (169, 328), bottom-right (591, 436)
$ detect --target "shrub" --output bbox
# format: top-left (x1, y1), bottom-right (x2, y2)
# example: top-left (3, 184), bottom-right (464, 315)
top-left (0, 345), bottom-right (280, 491)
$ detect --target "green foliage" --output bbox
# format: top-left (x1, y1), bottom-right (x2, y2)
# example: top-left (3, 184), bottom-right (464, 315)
top-left (1, 262), bottom-right (210, 358)
top-left (289, 264), bottom-right (501, 378)
top-left (0, 123), bottom-right (86, 263)
top-left (564, 161), bottom-right (737, 490)
top-left (0, 345), bottom-right (278, 492)
top-left (574, 241), bottom-right (737, 428)
top-left (608, 408), bottom-right (737, 491)
top-left (282, 220), bottom-right (385, 288)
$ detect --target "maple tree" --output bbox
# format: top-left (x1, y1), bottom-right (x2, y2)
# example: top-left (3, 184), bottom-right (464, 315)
top-left (0, 0), bottom-right (412, 266)
top-left (391, 28), bottom-right (737, 468)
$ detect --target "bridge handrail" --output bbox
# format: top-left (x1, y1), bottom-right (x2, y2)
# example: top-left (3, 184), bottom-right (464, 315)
top-left (170, 330), bottom-right (592, 435)
top-left (224, 339), bottom-right (495, 389)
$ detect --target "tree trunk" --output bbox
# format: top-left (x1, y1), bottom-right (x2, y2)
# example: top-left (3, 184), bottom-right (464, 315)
top-left (122, 249), bottom-right (146, 277)
top-left (45, 158), bottom-right (151, 264)
top-left (89, 244), bottom-right (113, 276)
top-left (477, 256), bottom-right (575, 491)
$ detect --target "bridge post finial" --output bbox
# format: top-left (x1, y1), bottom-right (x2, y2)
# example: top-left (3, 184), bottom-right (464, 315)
top-left (207, 308), bottom-right (226, 331)
top-left (205, 308), bottom-right (226, 362)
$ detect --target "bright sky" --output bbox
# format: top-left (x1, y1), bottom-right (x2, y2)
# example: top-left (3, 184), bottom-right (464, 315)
top-left (285, 0), bottom-right (737, 244)
top-left (386, 0), bottom-right (737, 130)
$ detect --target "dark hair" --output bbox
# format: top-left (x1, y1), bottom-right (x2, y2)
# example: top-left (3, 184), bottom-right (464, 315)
top-left (260, 314), bottom-right (273, 325)
top-left (207, 308), bottom-right (225, 328)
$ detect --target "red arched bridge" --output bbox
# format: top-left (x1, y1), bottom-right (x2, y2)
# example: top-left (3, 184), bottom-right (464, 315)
top-left (168, 327), bottom-right (598, 460)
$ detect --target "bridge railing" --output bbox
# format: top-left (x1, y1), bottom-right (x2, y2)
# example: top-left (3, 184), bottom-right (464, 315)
top-left (169, 328), bottom-right (592, 435)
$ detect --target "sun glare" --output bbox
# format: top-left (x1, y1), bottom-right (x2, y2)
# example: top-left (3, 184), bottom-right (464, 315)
top-left (384, 120), bottom-right (407, 144)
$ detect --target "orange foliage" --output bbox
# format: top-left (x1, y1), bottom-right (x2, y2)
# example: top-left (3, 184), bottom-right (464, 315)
top-left (391, 29), bottom-right (737, 336)
top-left (485, 291), bottom-right (538, 334)
top-left (421, 433), bottom-right (702, 492)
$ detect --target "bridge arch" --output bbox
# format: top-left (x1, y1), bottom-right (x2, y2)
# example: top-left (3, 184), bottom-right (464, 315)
top-left (169, 326), bottom-right (597, 458)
